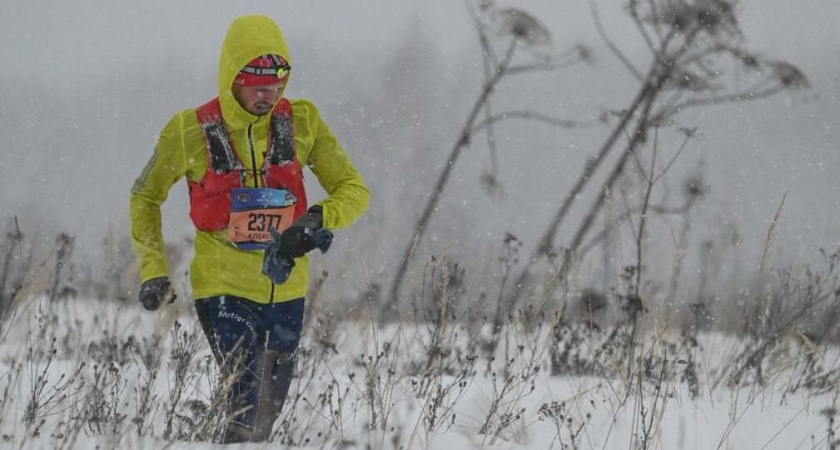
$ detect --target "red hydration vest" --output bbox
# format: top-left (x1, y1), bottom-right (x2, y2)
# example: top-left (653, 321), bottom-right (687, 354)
top-left (188, 98), bottom-right (308, 231)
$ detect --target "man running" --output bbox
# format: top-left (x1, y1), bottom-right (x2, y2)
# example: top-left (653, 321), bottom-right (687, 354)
top-left (129, 15), bottom-right (369, 443)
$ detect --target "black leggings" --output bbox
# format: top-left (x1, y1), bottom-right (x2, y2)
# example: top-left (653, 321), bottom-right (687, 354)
top-left (195, 295), bottom-right (305, 441)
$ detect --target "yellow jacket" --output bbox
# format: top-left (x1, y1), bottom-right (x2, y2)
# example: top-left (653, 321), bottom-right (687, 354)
top-left (130, 15), bottom-right (369, 303)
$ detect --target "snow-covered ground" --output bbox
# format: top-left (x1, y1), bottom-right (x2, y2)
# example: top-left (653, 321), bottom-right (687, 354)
top-left (1, 295), bottom-right (837, 449)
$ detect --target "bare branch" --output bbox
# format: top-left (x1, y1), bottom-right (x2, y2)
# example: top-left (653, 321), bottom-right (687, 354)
top-left (651, 127), bottom-right (694, 185)
top-left (577, 197), bottom-right (696, 259)
top-left (619, 188), bottom-right (640, 241)
top-left (479, 21), bottom-right (502, 196)
top-left (531, 82), bottom-right (654, 260)
top-left (505, 45), bottom-right (591, 76)
top-left (634, 127), bottom-right (658, 295)
top-left (659, 88), bottom-right (689, 117)
top-left (623, 126), bottom-right (649, 183)
top-left (665, 84), bottom-right (786, 115)
top-left (388, 39), bottom-right (519, 302)
top-left (592, 2), bottom-right (644, 81)
top-left (528, 30), bottom-right (697, 291)
top-left (628, 0), bottom-right (659, 57)
top-left (472, 110), bottom-right (593, 133)
top-left (556, 72), bottom-right (665, 277)
top-left (506, 56), bottom-right (584, 76)
top-left (645, 0), bottom-right (664, 39)
top-left (465, 0), bottom-right (499, 66)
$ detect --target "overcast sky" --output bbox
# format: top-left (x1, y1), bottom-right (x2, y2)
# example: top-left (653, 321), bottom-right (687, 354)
top-left (1, 0), bottom-right (838, 295)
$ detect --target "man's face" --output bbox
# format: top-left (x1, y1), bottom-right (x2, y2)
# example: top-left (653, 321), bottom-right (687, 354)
top-left (232, 82), bottom-right (285, 116)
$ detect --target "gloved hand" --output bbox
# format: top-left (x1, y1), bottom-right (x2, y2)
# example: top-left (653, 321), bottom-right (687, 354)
top-left (262, 227), bottom-right (296, 285)
top-left (139, 276), bottom-right (176, 311)
top-left (262, 206), bottom-right (334, 284)
top-left (280, 206), bottom-right (333, 257)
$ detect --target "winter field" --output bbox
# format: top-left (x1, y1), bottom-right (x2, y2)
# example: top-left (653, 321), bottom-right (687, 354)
top-left (2, 0), bottom-right (839, 449)
top-left (3, 248), bottom-right (840, 450)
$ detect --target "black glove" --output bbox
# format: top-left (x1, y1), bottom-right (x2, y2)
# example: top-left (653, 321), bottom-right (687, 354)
top-left (262, 206), bottom-right (334, 285)
top-left (278, 206), bottom-right (330, 258)
top-left (139, 276), bottom-right (176, 311)
top-left (263, 229), bottom-right (297, 285)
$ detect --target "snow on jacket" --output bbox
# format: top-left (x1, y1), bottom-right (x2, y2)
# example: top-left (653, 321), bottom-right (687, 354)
top-left (129, 15), bottom-right (369, 303)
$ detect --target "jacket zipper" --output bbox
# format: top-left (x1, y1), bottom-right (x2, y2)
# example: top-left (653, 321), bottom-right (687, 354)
top-left (247, 123), bottom-right (261, 188)
top-left (248, 122), bottom-right (275, 304)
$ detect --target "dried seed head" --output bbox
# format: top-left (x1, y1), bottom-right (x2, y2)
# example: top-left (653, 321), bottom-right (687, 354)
top-left (767, 60), bottom-right (810, 89)
top-left (821, 407), bottom-right (838, 417)
top-left (496, 8), bottom-right (551, 46)
top-left (574, 43), bottom-right (594, 64)
top-left (666, 68), bottom-right (714, 92)
top-left (649, 0), bottom-right (741, 39)
top-left (480, 172), bottom-right (505, 197)
top-left (683, 173), bottom-right (708, 199)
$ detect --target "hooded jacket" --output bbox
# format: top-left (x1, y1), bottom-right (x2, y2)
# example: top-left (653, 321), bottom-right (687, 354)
top-left (130, 15), bottom-right (369, 303)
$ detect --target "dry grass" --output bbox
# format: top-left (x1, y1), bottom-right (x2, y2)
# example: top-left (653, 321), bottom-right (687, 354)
top-left (1, 224), bottom-right (839, 449)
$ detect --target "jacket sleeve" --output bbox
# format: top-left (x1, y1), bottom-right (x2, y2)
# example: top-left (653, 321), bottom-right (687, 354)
top-left (304, 105), bottom-right (370, 230)
top-left (129, 113), bottom-right (187, 282)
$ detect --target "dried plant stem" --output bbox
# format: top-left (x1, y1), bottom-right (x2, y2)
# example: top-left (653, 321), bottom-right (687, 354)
top-left (388, 39), bottom-right (518, 304)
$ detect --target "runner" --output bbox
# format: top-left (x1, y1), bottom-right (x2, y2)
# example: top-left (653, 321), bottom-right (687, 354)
top-left (129, 15), bottom-right (369, 442)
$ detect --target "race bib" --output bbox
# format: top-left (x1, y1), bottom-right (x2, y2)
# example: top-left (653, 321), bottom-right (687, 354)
top-left (228, 188), bottom-right (297, 250)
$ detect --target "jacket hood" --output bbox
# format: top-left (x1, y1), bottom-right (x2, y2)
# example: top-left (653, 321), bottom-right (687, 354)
top-left (218, 15), bottom-right (291, 130)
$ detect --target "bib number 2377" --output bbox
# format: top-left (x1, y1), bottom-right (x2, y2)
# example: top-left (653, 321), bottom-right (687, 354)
top-left (247, 212), bottom-right (285, 232)
top-left (229, 188), bottom-right (297, 250)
